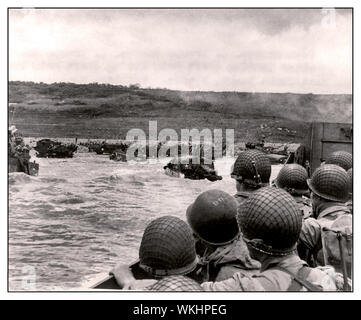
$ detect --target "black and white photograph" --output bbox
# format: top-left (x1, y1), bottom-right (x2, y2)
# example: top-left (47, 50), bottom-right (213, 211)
top-left (6, 5), bottom-right (354, 297)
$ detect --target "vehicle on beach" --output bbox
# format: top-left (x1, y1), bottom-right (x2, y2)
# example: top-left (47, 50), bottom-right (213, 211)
top-left (91, 142), bottom-right (128, 155)
top-left (163, 155), bottom-right (223, 182)
top-left (34, 139), bottom-right (78, 158)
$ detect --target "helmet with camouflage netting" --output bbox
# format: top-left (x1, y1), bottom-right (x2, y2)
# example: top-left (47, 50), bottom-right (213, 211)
top-left (147, 275), bottom-right (203, 291)
top-left (231, 149), bottom-right (271, 188)
top-left (307, 164), bottom-right (350, 202)
top-left (325, 151), bottom-right (352, 171)
top-left (237, 187), bottom-right (303, 256)
top-left (139, 216), bottom-right (198, 278)
top-left (275, 164), bottom-right (309, 196)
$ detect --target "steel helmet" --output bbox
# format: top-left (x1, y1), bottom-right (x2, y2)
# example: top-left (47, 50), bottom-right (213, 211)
top-left (147, 275), bottom-right (203, 291)
top-left (186, 189), bottom-right (239, 246)
top-left (275, 164), bottom-right (309, 196)
top-left (139, 216), bottom-right (198, 278)
top-left (307, 164), bottom-right (350, 202)
top-left (231, 150), bottom-right (271, 188)
top-left (237, 187), bottom-right (303, 256)
top-left (325, 151), bottom-right (352, 171)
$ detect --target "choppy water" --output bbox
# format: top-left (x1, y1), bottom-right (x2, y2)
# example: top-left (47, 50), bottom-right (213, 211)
top-left (9, 152), bottom-right (282, 291)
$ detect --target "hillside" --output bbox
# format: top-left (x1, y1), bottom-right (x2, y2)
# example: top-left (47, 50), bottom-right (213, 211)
top-left (8, 81), bottom-right (352, 143)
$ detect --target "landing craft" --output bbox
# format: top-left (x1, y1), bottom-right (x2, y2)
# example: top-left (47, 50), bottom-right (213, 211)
top-left (8, 126), bottom-right (39, 176)
top-left (305, 122), bottom-right (352, 173)
top-left (9, 157), bottom-right (39, 176)
top-left (282, 122), bottom-right (353, 175)
top-left (90, 260), bottom-right (149, 290)
top-left (91, 142), bottom-right (129, 155)
top-left (88, 121), bottom-right (352, 290)
top-left (34, 139), bottom-right (78, 158)
top-left (244, 141), bottom-right (293, 164)
top-left (163, 155), bottom-right (222, 182)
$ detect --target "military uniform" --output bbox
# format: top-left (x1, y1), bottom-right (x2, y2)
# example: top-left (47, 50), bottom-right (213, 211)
top-left (346, 168), bottom-right (353, 214)
top-left (201, 187), bottom-right (348, 291)
top-left (201, 253), bottom-right (342, 291)
top-left (299, 203), bottom-right (351, 262)
top-left (196, 235), bottom-right (260, 282)
top-left (345, 200), bottom-right (353, 214)
top-left (187, 190), bottom-right (260, 282)
top-left (294, 195), bottom-right (312, 219)
top-left (300, 163), bottom-right (352, 259)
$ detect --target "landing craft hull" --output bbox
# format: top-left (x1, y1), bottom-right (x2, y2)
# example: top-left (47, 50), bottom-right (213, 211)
top-left (90, 261), bottom-right (149, 290)
top-left (164, 167), bottom-right (181, 178)
top-left (265, 153), bottom-right (288, 164)
top-left (34, 139), bottom-right (77, 158)
top-left (90, 275), bottom-right (120, 290)
top-left (307, 122), bottom-right (352, 173)
top-left (163, 158), bottom-right (222, 182)
top-left (93, 144), bottom-right (128, 155)
top-left (36, 152), bottom-right (75, 158)
top-left (8, 157), bottom-right (39, 176)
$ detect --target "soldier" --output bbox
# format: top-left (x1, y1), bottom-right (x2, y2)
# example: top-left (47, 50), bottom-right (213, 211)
top-left (231, 150), bottom-right (271, 205)
top-left (8, 127), bottom-right (16, 156)
top-left (274, 164), bottom-right (312, 219)
top-left (186, 190), bottom-right (260, 282)
top-left (297, 164), bottom-right (352, 267)
top-left (110, 216), bottom-right (199, 289)
top-left (201, 187), bottom-right (346, 291)
top-left (8, 125), bottom-right (31, 173)
top-left (324, 151), bottom-right (352, 171)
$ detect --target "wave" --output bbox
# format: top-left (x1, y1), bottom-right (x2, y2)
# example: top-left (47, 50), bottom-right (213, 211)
top-left (39, 177), bottom-right (69, 184)
top-left (8, 172), bottom-right (33, 184)
top-left (52, 197), bottom-right (86, 205)
top-left (92, 173), bottom-right (152, 186)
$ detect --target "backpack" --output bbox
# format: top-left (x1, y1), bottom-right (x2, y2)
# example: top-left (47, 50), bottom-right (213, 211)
top-left (321, 214), bottom-right (352, 291)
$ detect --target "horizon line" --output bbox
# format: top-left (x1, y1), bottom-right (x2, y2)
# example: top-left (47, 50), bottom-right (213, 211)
top-left (8, 80), bottom-right (352, 96)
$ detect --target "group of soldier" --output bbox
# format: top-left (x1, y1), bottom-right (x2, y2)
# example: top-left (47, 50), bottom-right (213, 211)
top-left (8, 125), bottom-right (32, 171)
top-left (110, 148), bottom-right (353, 291)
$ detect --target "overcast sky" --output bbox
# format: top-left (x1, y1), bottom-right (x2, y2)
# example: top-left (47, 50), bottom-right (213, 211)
top-left (9, 8), bottom-right (352, 94)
